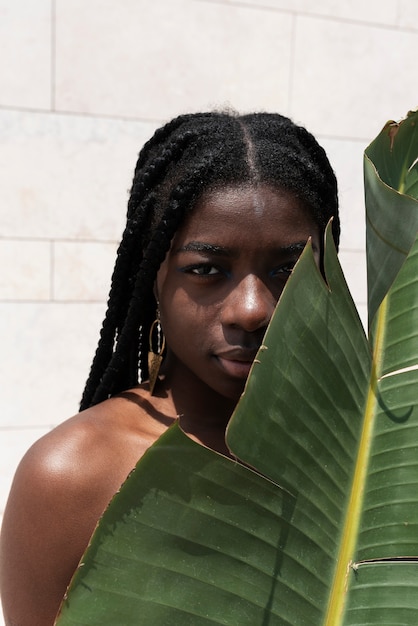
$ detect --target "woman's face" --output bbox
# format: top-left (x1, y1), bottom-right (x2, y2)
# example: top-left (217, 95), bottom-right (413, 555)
top-left (156, 183), bottom-right (321, 403)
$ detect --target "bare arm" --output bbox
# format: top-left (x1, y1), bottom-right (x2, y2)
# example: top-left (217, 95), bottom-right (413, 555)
top-left (0, 394), bottom-right (171, 625)
top-left (0, 432), bottom-right (107, 625)
top-left (0, 411), bottom-right (146, 626)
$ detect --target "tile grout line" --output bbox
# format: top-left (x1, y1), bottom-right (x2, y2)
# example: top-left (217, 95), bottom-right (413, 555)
top-left (194, 0), bottom-right (417, 32)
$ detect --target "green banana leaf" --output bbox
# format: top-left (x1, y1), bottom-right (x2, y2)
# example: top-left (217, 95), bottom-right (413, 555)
top-left (364, 108), bottom-right (418, 327)
top-left (55, 110), bottom-right (418, 626)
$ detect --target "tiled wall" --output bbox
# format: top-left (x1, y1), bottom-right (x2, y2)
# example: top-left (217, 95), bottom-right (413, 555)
top-left (0, 0), bottom-right (417, 577)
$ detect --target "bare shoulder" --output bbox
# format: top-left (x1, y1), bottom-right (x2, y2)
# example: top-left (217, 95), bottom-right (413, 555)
top-left (0, 388), bottom-right (175, 626)
top-left (20, 387), bottom-right (175, 494)
top-left (2, 388), bottom-right (175, 553)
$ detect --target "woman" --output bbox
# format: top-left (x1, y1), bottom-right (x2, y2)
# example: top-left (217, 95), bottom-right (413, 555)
top-left (0, 111), bottom-right (339, 625)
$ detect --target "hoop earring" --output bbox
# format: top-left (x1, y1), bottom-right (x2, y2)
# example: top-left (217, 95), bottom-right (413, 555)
top-left (148, 316), bottom-right (166, 395)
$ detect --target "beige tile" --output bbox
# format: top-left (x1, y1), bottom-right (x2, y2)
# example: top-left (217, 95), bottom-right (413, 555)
top-left (0, 427), bottom-right (50, 517)
top-left (398, 0), bottom-right (418, 28)
top-left (354, 303), bottom-right (368, 333)
top-left (55, 0), bottom-right (292, 119)
top-left (0, 0), bottom-right (51, 109)
top-left (291, 16), bottom-right (418, 139)
top-left (319, 137), bottom-right (367, 252)
top-left (203, 0), bottom-right (398, 25)
top-left (0, 109), bottom-right (156, 240)
top-left (0, 239), bottom-right (51, 300)
top-left (338, 248), bottom-right (367, 310)
top-left (53, 241), bottom-right (118, 301)
top-left (0, 302), bottom-right (107, 428)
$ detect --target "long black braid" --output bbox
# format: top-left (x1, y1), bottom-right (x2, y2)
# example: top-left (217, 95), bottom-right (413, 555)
top-left (80, 111), bottom-right (339, 410)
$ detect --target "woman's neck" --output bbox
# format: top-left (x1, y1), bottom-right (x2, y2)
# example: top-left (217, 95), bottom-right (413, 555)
top-left (156, 364), bottom-right (238, 457)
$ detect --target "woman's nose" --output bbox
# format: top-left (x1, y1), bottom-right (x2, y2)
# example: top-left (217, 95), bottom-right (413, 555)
top-left (220, 275), bottom-right (276, 333)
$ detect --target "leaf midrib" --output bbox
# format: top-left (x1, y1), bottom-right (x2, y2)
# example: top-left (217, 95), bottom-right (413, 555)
top-left (323, 297), bottom-right (388, 625)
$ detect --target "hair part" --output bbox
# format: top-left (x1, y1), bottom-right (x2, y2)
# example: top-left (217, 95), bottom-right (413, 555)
top-left (80, 110), bottom-right (339, 410)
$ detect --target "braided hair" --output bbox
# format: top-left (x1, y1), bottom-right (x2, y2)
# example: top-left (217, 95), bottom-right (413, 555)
top-left (80, 111), bottom-right (339, 410)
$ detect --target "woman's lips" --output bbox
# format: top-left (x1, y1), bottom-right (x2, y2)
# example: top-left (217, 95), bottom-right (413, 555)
top-left (216, 352), bottom-right (257, 379)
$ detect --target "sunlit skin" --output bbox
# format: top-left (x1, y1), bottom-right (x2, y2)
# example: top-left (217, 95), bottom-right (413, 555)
top-left (0, 183), bottom-right (320, 626)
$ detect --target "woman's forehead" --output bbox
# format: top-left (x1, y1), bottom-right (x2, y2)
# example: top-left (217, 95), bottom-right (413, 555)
top-left (174, 183), bottom-right (318, 243)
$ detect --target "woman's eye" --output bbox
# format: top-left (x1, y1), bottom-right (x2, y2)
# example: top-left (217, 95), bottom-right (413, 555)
top-left (184, 264), bottom-right (221, 276)
top-left (270, 263), bottom-right (295, 278)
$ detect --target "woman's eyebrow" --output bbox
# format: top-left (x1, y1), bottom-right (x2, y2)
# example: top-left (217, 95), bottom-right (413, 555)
top-left (286, 241), bottom-right (309, 254)
top-left (175, 239), bottom-right (316, 256)
top-left (175, 241), bottom-right (236, 256)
